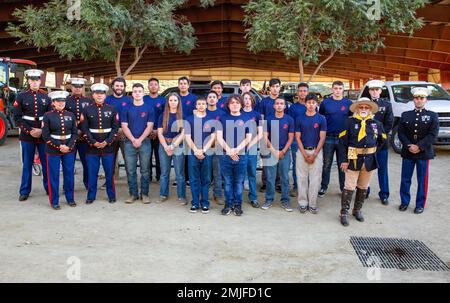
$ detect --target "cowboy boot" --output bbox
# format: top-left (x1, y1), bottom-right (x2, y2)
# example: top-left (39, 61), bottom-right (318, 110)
top-left (340, 189), bottom-right (354, 226)
top-left (353, 187), bottom-right (367, 222)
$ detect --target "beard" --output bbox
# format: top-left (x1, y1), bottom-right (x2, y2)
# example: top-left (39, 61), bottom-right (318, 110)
top-left (359, 111), bottom-right (369, 118)
top-left (113, 88), bottom-right (124, 96)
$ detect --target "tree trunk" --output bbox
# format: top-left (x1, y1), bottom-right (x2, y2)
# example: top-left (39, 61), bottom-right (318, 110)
top-left (307, 49), bottom-right (336, 83)
top-left (123, 45), bottom-right (148, 77)
top-left (298, 58), bottom-right (304, 82)
top-left (115, 49), bottom-right (122, 77)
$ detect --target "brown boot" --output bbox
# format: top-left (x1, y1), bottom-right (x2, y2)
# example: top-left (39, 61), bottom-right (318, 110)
top-left (340, 189), bottom-right (354, 226)
top-left (353, 187), bottom-right (367, 222)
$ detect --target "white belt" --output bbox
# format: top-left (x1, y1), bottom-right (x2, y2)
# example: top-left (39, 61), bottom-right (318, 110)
top-left (51, 134), bottom-right (72, 140)
top-left (89, 128), bottom-right (111, 134)
top-left (23, 115), bottom-right (43, 121)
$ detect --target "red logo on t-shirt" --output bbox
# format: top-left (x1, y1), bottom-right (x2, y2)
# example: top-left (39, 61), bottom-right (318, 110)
top-left (141, 112), bottom-right (146, 118)
top-left (13, 101), bottom-right (18, 107)
top-left (205, 123), bottom-right (211, 130)
top-left (215, 116), bottom-right (220, 120)
top-left (237, 121), bottom-right (244, 126)
top-left (341, 106), bottom-right (346, 111)
top-left (220, 104), bottom-right (224, 108)
top-left (314, 123), bottom-right (319, 129)
top-left (283, 124), bottom-right (288, 129)
top-left (186, 100), bottom-right (191, 105)
top-left (251, 117), bottom-right (256, 121)
top-left (122, 102), bottom-right (127, 107)
top-left (156, 103), bottom-right (161, 108)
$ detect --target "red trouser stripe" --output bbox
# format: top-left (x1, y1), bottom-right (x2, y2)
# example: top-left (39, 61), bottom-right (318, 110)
top-left (46, 154), bottom-right (52, 206)
top-left (423, 160), bottom-right (429, 208)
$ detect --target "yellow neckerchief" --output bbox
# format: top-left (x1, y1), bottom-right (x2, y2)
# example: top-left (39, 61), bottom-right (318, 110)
top-left (353, 113), bottom-right (374, 142)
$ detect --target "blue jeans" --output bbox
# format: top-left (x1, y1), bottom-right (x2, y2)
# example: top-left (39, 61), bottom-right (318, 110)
top-left (124, 138), bottom-right (151, 197)
top-left (400, 158), bottom-right (429, 209)
top-left (264, 149), bottom-right (291, 204)
top-left (212, 154), bottom-right (223, 198)
top-left (159, 144), bottom-right (185, 199)
top-left (321, 135), bottom-right (345, 191)
top-left (188, 155), bottom-right (212, 208)
top-left (246, 153), bottom-right (258, 201)
top-left (221, 155), bottom-right (247, 207)
top-left (291, 141), bottom-right (298, 189)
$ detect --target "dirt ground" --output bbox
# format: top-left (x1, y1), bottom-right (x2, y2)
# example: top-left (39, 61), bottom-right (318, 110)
top-left (0, 137), bottom-right (449, 283)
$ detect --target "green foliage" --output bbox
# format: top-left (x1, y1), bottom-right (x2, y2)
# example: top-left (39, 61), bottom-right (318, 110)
top-left (243, 0), bottom-right (428, 80)
top-left (7, 0), bottom-right (214, 76)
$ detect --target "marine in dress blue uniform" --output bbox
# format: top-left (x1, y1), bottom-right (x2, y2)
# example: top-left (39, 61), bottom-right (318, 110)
top-left (398, 87), bottom-right (439, 214)
top-left (80, 83), bottom-right (120, 204)
top-left (42, 91), bottom-right (78, 210)
top-left (365, 80), bottom-right (394, 204)
top-left (338, 98), bottom-right (387, 226)
top-left (65, 78), bottom-right (92, 189)
top-left (13, 69), bottom-right (52, 201)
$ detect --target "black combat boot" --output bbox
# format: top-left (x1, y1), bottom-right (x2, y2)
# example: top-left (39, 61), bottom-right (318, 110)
top-left (353, 187), bottom-right (367, 222)
top-left (340, 189), bottom-right (354, 226)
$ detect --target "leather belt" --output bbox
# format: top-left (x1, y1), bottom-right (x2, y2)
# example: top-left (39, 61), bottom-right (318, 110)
top-left (355, 147), bottom-right (377, 155)
top-left (304, 146), bottom-right (316, 151)
top-left (51, 134), bottom-right (71, 140)
top-left (89, 128), bottom-right (111, 133)
top-left (23, 115), bottom-right (43, 121)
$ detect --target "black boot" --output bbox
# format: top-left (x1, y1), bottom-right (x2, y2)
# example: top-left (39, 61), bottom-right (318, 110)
top-left (340, 189), bottom-right (354, 226)
top-left (353, 187), bottom-right (367, 222)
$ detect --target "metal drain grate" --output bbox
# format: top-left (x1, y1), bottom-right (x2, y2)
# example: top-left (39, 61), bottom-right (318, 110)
top-left (350, 236), bottom-right (450, 271)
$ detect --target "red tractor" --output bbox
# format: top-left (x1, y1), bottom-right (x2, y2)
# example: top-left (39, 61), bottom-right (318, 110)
top-left (0, 57), bottom-right (38, 145)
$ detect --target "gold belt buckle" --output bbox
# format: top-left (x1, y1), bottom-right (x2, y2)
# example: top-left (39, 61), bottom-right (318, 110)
top-left (98, 129), bottom-right (104, 134)
top-left (414, 135), bottom-right (417, 140)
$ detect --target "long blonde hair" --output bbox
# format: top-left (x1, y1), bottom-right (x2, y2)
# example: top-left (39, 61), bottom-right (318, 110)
top-left (162, 92), bottom-right (183, 134)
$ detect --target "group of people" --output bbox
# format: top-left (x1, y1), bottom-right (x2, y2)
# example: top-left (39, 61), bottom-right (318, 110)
top-left (13, 69), bottom-right (439, 226)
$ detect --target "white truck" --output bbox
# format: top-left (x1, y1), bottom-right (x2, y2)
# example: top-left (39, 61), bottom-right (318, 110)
top-left (358, 81), bottom-right (450, 154)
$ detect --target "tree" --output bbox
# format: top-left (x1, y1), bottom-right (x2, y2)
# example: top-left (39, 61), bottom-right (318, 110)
top-left (243, 0), bottom-right (428, 83)
top-left (7, 0), bottom-right (215, 77)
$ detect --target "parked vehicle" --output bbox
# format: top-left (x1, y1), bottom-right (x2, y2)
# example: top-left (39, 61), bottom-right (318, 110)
top-left (0, 58), bottom-right (38, 145)
top-left (358, 81), bottom-right (450, 154)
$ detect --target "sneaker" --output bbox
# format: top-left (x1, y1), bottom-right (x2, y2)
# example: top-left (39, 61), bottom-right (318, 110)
top-left (309, 207), bottom-right (318, 214)
top-left (51, 204), bottom-right (61, 210)
top-left (201, 206), bottom-right (210, 214)
top-left (172, 181), bottom-right (177, 187)
top-left (141, 195), bottom-right (151, 204)
top-left (261, 201), bottom-right (272, 210)
top-left (156, 196), bottom-right (168, 203)
top-left (190, 206), bottom-right (199, 213)
top-left (281, 203), bottom-right (293, 212)
top-left (214, 196), bottom-right (224, 205)
top-left (233, 205), bottom-right (243, 216)
top-left (178, 198), bottom-right (188, 205)
top-left (318, 188), bottom-right (326, 198)
top-left (221, 206), bottom-right (232, 215)
top-left (299, 206), bottom-right (308, 213)
top-left (289, 188), bottom-right (298, 197)
top-left (125, 195), bottom-right (138, 204)
top-left (250, 200), bottom-right (260, 208)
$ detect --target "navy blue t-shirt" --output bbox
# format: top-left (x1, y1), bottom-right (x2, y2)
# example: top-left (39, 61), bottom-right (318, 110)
top-left (143, 95), bottom-right (165, 123)
top-left (219, 112), bottom-right (248, 149)
top-left (157, 112), bottom-right (182, 139)
top-left (121, 102), bottom-right (155, 138)
top-left (257, 96), bottom-right (276, 117)
top-left (105, 95), bottom-right (132, 123)
top-left (179, 93), bottom-right (197, 118)
top-left (185, 113), bottom-right (214, 149)
top-left (216, 96), bottom-right (228, 112)
top-left (295, 113), bottom-right (327, 148)
top-left (318, 97), bottom-right (352, 135)
top-left (288, 102), bottom-right (307, 122)
top-left (265, 114), bottom-right (295, 150)
top-left (242, 109), bottom-right (261, 154)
